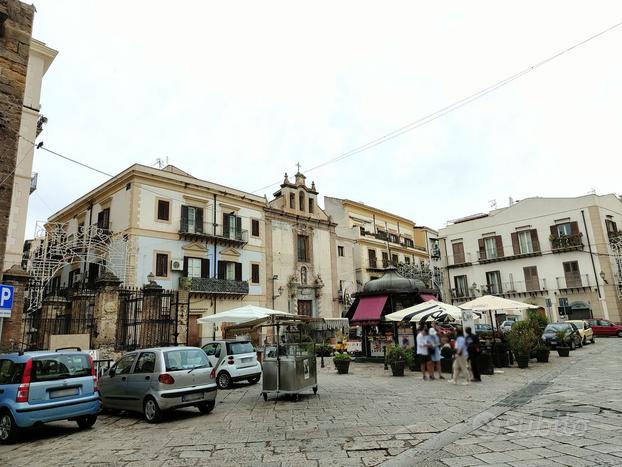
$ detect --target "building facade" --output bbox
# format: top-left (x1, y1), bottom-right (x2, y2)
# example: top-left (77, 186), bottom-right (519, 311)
top-left (324, 197), bottom-right (430, 291)
top-left (266, 172), bottom-right (341, 318)
top-left (42, 164), bottom-right (268, 345)
top-left (4, 38), bottom-right (57, 270)
top-left (439, 194), bottom-right (622, 323)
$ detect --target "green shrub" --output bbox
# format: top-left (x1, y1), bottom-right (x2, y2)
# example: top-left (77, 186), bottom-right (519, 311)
top-left (316, 343), bottom-right (334, 357)
top-left (386, 344), bottom-right (407, 364)
top-left (333, 351), bottom-right (351, 361)
top-left (507, 320), bottom-right (536, 357)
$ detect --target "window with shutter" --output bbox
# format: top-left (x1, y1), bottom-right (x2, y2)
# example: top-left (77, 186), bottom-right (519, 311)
top-left (523, 266), bottom-right (540, 291)
top-left (251, 219), bottom-right (260, 237)
top-left (452, 242), bottom-right (465, 264)
top-left (155, 253), bottom-right (169, 277)
top-left (454, 275), bottom-right (468, 297)
top-left (97, 208), bottom-right (110, 230)
top-left (368, 249), bottom-right (377, 268)
top-left (391, 254), bottom-right (398, 266)
top-left (299, 192), bottom-right (305, 211)
top-left (517, 231), bottom-right (534, 254)
top-left (485, 271), bottom-right (502, 294)
top-left (235, 262), bottom-right (242, 281)
top-left (563, 261), bottom-right (582, 287)
top-left (382, 251), bottom-right (389, 268)
top-left (181, 205), bottom-right (189, 232)
top-left (297, 235), bottom-right (309, 262)
top-left (289, 193), bottom-right (295, 209)
top-left (251, 264), bottom-right (260, 284)
top-left (157, 200), bottom-right (170, 221)
top-left (201, 258), bottom-right (209, 278)
top-left (495, 236), bottom-right (504, 257)
top-left (186, 258), bottom-right (202, 278)
top-left (337, 246), bottom-right (344, 257)
top-left (308, 198), bottom-right (314, 213)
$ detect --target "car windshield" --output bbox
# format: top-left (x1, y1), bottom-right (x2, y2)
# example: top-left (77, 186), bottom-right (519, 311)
top-left (164, 349), bottom-right (210, 371)
top-left (544, 324), bottom-right (569, 332)
top-left (228, 342), bottom-right (254, 355)
top-left (31, 354), bottom-right (92, 382)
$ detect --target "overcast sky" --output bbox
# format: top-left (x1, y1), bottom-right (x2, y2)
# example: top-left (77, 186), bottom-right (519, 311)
top-left (27, 1), bottom-right (622, 237)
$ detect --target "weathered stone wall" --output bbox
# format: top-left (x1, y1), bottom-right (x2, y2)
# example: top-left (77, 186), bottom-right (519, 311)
top-left (0, 0), bottom-right (34, 271)
top-left (0, 264), bottom-right (28, 349)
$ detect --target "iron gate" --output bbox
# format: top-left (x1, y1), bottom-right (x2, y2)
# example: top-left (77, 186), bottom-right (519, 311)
top-left (116, 289), bottom-right (186, 351)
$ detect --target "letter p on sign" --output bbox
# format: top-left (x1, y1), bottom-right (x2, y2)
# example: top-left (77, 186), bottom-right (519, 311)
top-left (0, 285), bottom-right (15, 318)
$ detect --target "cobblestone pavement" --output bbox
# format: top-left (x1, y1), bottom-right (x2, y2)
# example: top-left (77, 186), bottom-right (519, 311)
top-left (0, 339), bottom-right (619, 467)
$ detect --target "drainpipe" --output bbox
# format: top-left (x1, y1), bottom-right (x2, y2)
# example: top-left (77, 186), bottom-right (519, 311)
top-left (213, 194), bottom-right (217, 277)
top-left (581, 210), bottom-right (608, 319)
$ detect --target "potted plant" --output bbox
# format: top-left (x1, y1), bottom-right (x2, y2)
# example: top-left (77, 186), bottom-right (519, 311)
top-left (386, 344), bottom-right (407, 376)
top-left (316, 343), bottom-right (333, 357)
top-left (333, 351), bottom-right (351, 374)
top-left (507, 321), bottom-right (536, 369)
top-left (526, 311), bottom-right (549, 362)
top-left (556, 329), bottom-right (572, 357)
top-left (406, 347), bottom-right (417, 371)
top-left (535, 342), bottom-right (550, 362)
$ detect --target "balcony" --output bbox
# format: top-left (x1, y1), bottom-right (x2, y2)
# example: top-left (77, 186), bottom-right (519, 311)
top-left (495, 279), bottom-right (548, 297)
top-left (447, 252), bottom-right (473, 268)
top-left (179, 277), bottom-right (249, 298)
top-left (179, 221), bottom-right (248, 247)
top-left (609, 231), bottom-right (622, 244)
top-left (556, 274), bottom-right (591, 293)
top-left (366, 259), bottom-right (391, 271)
top-left (449, 288), bottom-right (475, 303)
top-left (550, 234), bottom-right (584, 253)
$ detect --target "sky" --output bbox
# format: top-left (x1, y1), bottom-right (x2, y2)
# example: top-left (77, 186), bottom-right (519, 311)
top-left (26, 0), bottom-right (622, 238)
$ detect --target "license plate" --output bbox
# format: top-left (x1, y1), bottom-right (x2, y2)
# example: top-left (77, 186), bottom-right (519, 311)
top-left (241, 357), bottom-right (252, 363)
top-left (50, 388), bottom-right (79, 398)
top-left (182, 392), bottom-right (203, 402)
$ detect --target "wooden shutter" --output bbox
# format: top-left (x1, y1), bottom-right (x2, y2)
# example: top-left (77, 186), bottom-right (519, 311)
top-left (195, 208), bottom-right (204, 233)
top-left (478, 239), bottom-right (486, 260)
top-left (235, 216), bottom-right (242, 238)
top-left (181, 205), bottom-right (189, 232)
top-left (570, 221), bottom-right (579, 235)
top-left (183, 256), bottom-right (189, 277)
top-left (217, 261), bottom-right (226, 279)
top-left (223, 214), bottom-right (230, 237)
top-left (158, 200), bottom-right (169, 221)
top-left (452, 242), bottom-right (465, 264)
top-left (201, 258), bottom-right (209, 278)
top-left (235, 262), bottom-right (242, 281)
top-left (251, 264), bottom-right (259, 283)
top-left (530, 229), bottom-right (540, 252)
top-left (495, 236), bottom-right (504, 257)
top-left (511, 232), bottom-right (520, 255)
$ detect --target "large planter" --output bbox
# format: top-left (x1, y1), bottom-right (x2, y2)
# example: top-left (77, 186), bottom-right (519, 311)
top-left (390, 360), bottom-right (405, 376)
top-left (480, 352), bottom-right (494, 375)
top-left (516, 355), bottom-right (530, 369)
top-left (334, 359), bottom-right (351, 374)
top-left (557, 347), bottom-right (570, 357)
top-left (493, 350), bottom-right (510, 368)
top-left (536, 349), bottom-right (550, 363)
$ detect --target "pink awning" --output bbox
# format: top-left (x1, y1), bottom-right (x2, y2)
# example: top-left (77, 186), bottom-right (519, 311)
top-left (351, 295), bottom-right (388, 323)
top-left (420, 294), bottom-right (437, 302)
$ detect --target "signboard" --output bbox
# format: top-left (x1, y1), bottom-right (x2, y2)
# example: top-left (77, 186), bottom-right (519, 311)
top-left (0, 284), bottom-right (15, 318)
top-left (461, 310), bottom-right (475, 333)
top-left (559, 297), bottom-right (569, 308)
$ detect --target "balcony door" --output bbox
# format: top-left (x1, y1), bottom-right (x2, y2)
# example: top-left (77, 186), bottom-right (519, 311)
top-left (523, 266), bottom-right (540, 291)
top-left (486, 271), bottom-right (502, 294)
top-left (368, 249), bottom-right (377, 268)
top-left (298, 300), bottom-right (313, 317)
top-left (181, 206), bottom-right (204, 234)
top-left (563, 261), bottom-right (582, 287)
top-left (223, 213), bottom-right (242, 239)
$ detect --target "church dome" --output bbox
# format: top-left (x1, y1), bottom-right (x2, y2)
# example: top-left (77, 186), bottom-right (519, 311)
top-left (363, 267), bottom-right (426, 294)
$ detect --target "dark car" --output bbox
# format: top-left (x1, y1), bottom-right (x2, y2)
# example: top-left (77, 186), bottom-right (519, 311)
top-left (585, 319), bottom-right (622, 337)
top-left (541, 323), bottom-right (582, 350)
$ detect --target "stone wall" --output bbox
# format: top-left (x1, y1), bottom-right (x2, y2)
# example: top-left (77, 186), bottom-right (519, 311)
top-left (0, 0), bottom-right (34, 270)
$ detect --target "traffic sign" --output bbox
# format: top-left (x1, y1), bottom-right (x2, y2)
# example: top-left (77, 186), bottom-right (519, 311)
top-left (545, 298), bottom-right (552, 308)
top-left (0, 284), bottom-right (15, 318)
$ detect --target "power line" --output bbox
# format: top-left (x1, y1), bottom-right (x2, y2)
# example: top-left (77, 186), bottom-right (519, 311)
top-left (251, 19), bottom-right (622, 194)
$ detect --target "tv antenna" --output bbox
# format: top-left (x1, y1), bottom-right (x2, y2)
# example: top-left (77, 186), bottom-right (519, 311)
top-left (489, 199), bottom-right (497, 209)
top-left (154, 157), bottom-right (169, 169)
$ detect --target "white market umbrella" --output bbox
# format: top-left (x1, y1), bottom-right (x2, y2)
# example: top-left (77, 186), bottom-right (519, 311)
top-left (197, 305), bottom-right (293, 325)
top-left (385, 300), bottom-right (464, 324)
top-left (459, 295), bottom-right (539, 312)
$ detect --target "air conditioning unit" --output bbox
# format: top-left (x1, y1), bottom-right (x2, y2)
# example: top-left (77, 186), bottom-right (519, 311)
top-left (171, 259), bottom-right (184, 271)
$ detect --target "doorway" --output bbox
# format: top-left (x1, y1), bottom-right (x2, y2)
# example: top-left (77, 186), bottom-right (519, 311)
top-left (297, 300), bottom-right (313, 317)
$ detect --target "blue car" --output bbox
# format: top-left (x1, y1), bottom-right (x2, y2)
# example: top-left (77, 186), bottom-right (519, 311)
top-left (0, 349), bottom-right (101, 443)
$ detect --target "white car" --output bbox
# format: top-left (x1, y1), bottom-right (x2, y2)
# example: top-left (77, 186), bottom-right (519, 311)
top-left (202, 340), bottom-right (262, 389)
top-left (500, 320), bottom-right (516, 332)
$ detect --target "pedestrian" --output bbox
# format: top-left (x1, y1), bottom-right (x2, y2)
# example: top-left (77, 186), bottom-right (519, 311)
top-left (465, 327), bottom-right (482, 382)
top-left (450, 328), bottom-right (469, 385)
top-left (416, 325), bottom-right (431, 380)
top-left (429, 326), bottom-right (444, 380)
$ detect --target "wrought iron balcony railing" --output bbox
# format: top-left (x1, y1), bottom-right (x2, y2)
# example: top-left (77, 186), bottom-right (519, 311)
top-left (179, 277), bottom-right (249, 296)
top-left (550, 234), bottom-right (584, 251)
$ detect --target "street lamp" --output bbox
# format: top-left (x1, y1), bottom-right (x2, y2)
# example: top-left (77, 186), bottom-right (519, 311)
top-left (271, 275), bottom-right (282, 309)
top-left (600, 271), bottom-right (608, 284)
top-left (147, 272), bottom-right (155, 284)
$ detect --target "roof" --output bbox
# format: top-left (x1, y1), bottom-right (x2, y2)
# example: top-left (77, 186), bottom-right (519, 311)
top-left (362, 268), bottom-right (426, 294)
top-left (325, 196), bottom-right (417, 226)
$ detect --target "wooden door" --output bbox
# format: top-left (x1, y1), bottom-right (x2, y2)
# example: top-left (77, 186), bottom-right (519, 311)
top-left (187, 315), bottom-right (200, 347)
top-left (523, 266), bottom-right (540, 291)
top-left (298, 300), bottom-right (313, 317)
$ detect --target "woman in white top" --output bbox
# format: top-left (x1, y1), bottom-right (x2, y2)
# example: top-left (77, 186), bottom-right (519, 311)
top-left (451, 328), bottom-right (470, 385)
top-left (416, 326), bottom-right (432, 380)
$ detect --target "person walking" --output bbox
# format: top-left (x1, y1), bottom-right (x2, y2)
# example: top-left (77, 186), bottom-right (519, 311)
top-left (429, 327), bottom-right (444, 379)
top-left (450, 329), bottom-right (469, 385)
top-left (416, 326), bottom-right (431, 381)
top-left (465, 327), bottom-right (482, 382)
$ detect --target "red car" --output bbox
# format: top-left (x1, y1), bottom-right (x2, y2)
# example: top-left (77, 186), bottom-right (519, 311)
top-left (586, 319), bottom-right (622, 337)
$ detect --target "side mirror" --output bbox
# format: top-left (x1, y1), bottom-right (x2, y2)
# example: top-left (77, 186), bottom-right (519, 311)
top-left (108, 368), bottom-right (116, 377)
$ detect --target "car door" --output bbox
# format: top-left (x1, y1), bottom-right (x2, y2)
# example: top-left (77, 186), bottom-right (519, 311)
top-left (203, 343), bottom-right (222, 367)
top-left (125, 352), bottom-right (157, 412)
top-left (100, 353), bottom-right (137, 409)
top-left (597, 320), bottom-right (613, 336)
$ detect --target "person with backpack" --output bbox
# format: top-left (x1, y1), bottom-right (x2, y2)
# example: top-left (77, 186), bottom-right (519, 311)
top-left (465, 327), bottom-right (482, 382)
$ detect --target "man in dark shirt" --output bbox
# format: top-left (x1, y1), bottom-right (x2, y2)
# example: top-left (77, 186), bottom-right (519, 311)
top-left (465, 327), bottom-right (482, 382)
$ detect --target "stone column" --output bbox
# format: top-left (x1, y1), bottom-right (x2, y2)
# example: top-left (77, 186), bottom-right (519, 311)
top-left (92, 272), bottom-right (122, 358)
top-left (176, 289), bottom-right (190, 346)
top-left (0, 264), bottom-right (29, 350)
top-left (142, 281), bottom-right (164, 348)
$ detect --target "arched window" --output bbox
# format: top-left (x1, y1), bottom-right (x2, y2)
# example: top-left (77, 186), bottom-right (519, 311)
top-left (289, 193), bottom-right (295, 209)
top-left (299, 191), bottom-right (305, 211)
top-left (301, 266), bottom-right (308, 285)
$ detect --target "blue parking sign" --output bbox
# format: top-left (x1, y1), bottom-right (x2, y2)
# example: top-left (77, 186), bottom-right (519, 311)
top-left (0, 284), bottom-right (15, 318)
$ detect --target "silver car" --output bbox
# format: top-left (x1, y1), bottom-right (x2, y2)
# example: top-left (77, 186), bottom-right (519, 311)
top-left (99, 347), bottom-right (217, 423)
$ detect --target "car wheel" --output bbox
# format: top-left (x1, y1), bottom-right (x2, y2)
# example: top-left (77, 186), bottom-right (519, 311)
top-left (247, 376), bottom-right (260, 385)
top-left (76, 415), bottom-right (97, 429)
top-left (143, 397), bottom-right (162, 424)
top-left (0, 411), bottom-right (18, 445)
top-left (217, 372), bottom-right (232, 389)
top-left (617, 330), bottom-right (622, 338)
top-left (582, 336), bottom-right (587, 346)
top-left (197, 401), bottom-right (215, 415)
top-left (570, 340), bottom-right (575, 350)
top-left (591, 337), bottom-right (595, 344)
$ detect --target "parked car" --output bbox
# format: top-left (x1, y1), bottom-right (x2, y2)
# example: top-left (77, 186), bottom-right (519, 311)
top-left (0, 349), bottom-right (100, 444)
top-left (202, 340), bottom-right (262, 389)
top-left (565, 320), bottom-right (595, 345)
top-left (99, 347), bottom-right (216, 423)
top-left (436, 323), bottom-right (457, 338)
top-left (474, 323), bottom-right (493, 334)
top-left (586, 319), bottom-right (622, 337)
top-left (500, 320), bottom-right (515, 333)
top-left (541, 323), bottom-right (582, 350)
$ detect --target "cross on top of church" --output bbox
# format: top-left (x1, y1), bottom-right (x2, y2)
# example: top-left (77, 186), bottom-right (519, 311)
top-left (296, 162), bottom-right (301, 173)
